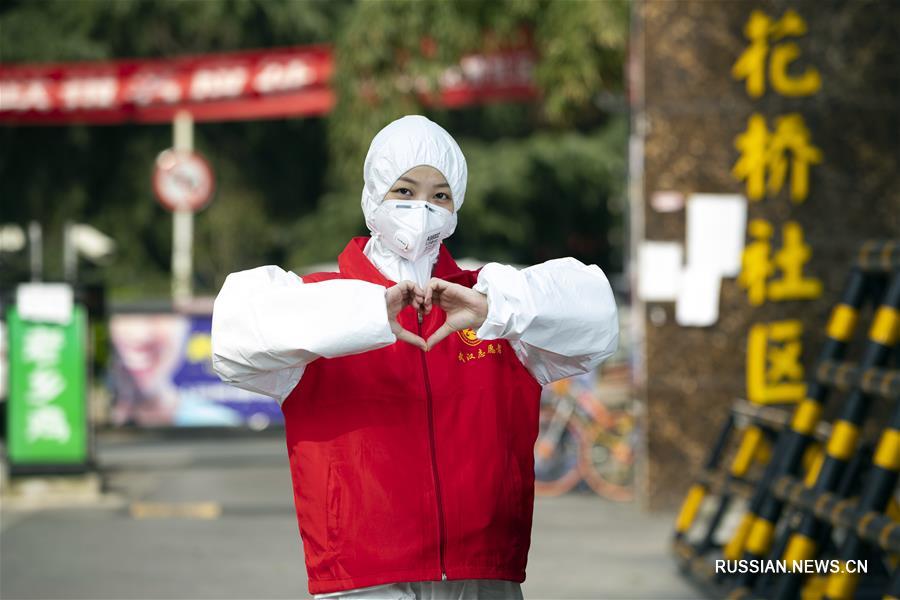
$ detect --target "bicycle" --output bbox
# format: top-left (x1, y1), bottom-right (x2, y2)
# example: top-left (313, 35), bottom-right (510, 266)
top-left (533, 363), bottom-right (636, 501)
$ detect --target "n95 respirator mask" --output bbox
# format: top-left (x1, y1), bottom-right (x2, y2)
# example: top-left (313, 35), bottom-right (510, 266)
top-left (370, 200), bottom-right (455, 262)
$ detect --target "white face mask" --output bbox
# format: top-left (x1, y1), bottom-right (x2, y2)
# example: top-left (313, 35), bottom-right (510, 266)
top-left (371, 200), bottom-right (454, 262)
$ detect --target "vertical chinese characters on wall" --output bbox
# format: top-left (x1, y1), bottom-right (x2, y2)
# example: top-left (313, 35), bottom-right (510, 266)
top-left (732, 9), bottom-right (823, 405)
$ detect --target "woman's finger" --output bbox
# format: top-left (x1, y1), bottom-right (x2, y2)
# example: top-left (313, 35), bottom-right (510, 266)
top-left (399, 280), bottom-right (419, 308)
top-left (426, 278), bottom-right (448, 314)
top-left (425, 289), bottom-right (435, 315)
top-left (425, 321), bottom-right (456, 351)
top-left (413, 282), bottom-right (426, 311)
top-left (393, 326), bottom-right (427, 351)
top-left (423, 281), bottom-right (433, 313)
top-left (386, 286), bottom-right (401, 314)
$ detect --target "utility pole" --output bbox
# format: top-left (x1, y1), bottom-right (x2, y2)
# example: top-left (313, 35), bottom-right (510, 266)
top-left (171, 110), bottom-right (194, 304)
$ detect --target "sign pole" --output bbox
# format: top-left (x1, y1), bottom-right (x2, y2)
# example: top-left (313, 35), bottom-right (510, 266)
top-left (171, 111), bottom-right (194, 304)
top-left (28, 221), bottom-right (42, 282)
top-left (63, 220), bottom-right (77, 282)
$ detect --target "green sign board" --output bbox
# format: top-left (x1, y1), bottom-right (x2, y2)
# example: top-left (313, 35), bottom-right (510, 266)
top-left (7, 305), bottom-right (88, 465)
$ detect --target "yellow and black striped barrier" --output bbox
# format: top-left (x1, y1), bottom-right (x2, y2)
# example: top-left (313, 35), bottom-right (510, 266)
top-left (816, 361), bottom-right (900, 399)
top-left (725, 267), bottom-right (873, 591)
top-left (766, 270), bottom-right (899, 600)
top-left (857, 240), bottom-right (900, 272)
top-left (820, 398), bottom-right (900, 600)
top-left (886, 568), bottom-right (900, 600)
top-left (770, 475), bottom-right (900, 555)
top-left (670, 398), bottom-right (829, 595)
top-left (672, 406), bottom-right (787, 547)
top-left (671, 240), bottom-right (900, 600)
top-left (673, 414), bottom-right (736, 543)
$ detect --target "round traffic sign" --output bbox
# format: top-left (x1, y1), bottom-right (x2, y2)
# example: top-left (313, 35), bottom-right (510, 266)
top-left (152, 149), bottom-right (215, 212)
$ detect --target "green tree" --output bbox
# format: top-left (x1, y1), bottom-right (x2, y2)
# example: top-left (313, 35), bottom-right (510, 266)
top-left (1, 0), bottom-right (349, 298)
top-left (291, 0), bottom-right (629, 270)
top-left (0, 0), bottom-right (629, 300)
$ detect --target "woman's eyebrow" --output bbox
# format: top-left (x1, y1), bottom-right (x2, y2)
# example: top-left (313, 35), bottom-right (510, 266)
top-left (396, 176), bottom-right (450, 188)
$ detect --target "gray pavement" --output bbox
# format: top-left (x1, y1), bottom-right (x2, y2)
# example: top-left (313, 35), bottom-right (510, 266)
top-left (1, 433), bottom-right (698, 600)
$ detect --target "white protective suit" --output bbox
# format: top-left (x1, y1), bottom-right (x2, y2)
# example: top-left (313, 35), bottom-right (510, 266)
top-left (211, 115), bottom-right (619, 599)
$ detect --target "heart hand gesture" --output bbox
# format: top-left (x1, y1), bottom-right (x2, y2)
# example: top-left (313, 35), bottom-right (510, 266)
top-left (422, 278), bottom-right (488, 350)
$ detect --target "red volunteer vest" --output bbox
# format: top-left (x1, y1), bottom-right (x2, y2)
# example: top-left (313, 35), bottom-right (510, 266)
top-left (281, 237), bottom-right (542, 594)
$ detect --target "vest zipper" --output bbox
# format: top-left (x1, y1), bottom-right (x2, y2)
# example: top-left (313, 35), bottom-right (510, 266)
top-left (417, 311), bottom-right (447, 582)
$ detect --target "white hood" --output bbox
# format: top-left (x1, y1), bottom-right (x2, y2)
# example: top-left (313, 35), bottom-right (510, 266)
top-left (361, 115), bottom-right (468, 286)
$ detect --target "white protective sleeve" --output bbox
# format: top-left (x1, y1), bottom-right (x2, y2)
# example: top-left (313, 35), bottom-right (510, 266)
top-left (473, 258), bottom-right (619, 386)
top-left (211, 266), bottom-right (397, 402)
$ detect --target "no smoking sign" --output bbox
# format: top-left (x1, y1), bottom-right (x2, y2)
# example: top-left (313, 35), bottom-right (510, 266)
top-left (152, 149), bottom-right (215, 212)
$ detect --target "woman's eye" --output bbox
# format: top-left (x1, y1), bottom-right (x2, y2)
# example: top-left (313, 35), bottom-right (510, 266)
top-left (393, 187), bottom-right (412, 196)
top-left (434, 193), bottom-right (451, 201)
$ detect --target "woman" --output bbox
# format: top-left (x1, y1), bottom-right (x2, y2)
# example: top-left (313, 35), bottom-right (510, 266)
top-left (211, 115), bottom-right (619, 599)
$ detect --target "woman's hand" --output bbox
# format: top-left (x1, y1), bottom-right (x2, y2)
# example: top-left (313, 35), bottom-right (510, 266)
top-left (422, 278), bottom-right (488, 350)
top-left (385, 281), bottom-right (427, 351)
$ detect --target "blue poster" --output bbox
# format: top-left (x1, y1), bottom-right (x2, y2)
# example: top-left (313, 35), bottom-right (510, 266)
top-left (109, 312), bottom-right (283, 428)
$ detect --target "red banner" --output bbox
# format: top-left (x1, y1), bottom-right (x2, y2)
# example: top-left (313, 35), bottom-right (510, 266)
top-left (435, 50), bottom-right (538, 108)
top-left (0, 46), bottom-right (334, 124)
top-left (0, 45), bottom-right (537, 125)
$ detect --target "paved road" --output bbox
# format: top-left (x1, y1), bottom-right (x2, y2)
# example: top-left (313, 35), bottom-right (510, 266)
top-left (1, 432), bottom-right (697, 600)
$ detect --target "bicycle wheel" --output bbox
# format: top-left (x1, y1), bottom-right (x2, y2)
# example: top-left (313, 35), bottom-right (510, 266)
top-left (534, 404), bottom-right (584, 497)
top-left (578, 418), bottom-right (636, 502)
